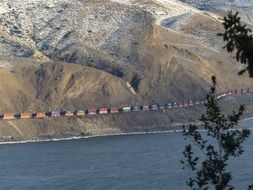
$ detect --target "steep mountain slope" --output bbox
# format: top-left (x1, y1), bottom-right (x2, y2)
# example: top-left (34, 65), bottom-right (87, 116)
top-left (0, 0), bottom-right (252, 141)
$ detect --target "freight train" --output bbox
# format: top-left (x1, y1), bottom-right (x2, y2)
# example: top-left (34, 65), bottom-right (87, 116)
top-left (0, 88), bottom-right (252, 121)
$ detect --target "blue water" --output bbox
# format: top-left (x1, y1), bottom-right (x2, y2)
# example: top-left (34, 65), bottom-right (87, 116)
top-left (0, 133), bottom-right (252, 190)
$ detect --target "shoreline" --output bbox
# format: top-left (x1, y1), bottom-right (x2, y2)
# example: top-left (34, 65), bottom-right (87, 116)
top-left (0, 130), bottom-right (184, 145)
top-left (0, 126), bottom-right (252, 145)
top-left (242, 117), bottom-right (253, 121)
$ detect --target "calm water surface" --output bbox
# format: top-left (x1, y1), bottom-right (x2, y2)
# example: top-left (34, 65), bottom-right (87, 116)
top-left (0, 132), bottom-right (252, 190)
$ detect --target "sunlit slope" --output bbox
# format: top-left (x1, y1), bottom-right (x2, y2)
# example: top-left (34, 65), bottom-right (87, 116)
top-left (0, 0), bottom-right (252, 140)
top-left (0, 0), bottom-right (252, 111)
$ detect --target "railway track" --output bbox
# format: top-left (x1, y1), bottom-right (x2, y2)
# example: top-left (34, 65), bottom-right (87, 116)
top-left (0, 88), bottom-right (252, 121)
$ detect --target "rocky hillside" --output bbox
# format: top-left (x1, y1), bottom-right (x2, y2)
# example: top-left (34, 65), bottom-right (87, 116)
top-left (0, 0), bottom-right (253, 141)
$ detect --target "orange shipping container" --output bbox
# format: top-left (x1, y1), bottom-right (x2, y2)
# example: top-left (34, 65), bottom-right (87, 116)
top-left (20, 113), bottom-right (32, 119)
top-left (65, 111), bottom-right (74, 117)
top-left (76, 110), bottom-right (85, 117)
top-left (3, 113), bottom-right (15, 120)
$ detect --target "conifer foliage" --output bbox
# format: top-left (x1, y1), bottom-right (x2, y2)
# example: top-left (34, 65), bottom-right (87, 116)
top-left (181, 76), bottom-right (251, 190)
top-left (219, 11), bottom-right (253, 77)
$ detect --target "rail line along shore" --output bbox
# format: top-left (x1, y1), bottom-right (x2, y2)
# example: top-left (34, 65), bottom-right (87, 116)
top-left (1, 88), bottom-right (252, 121)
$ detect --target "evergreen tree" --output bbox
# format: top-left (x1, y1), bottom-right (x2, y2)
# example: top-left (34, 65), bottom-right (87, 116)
top-left (219, 11), bottom-right (253, 77)
top-left (181, 76), bottom-right (251, 190)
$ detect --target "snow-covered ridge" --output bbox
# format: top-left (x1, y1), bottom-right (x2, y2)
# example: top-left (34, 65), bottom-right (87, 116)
top-left (181, 0), bottom-right (253, 24)
top-left (110, 0), bottom-right (202, 23)
top-left (0, 0), bottom-right (251, 61)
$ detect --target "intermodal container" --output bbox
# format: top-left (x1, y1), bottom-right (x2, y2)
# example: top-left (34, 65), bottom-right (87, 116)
top-left (226, 91), bottom-right (232, 96)
top-left (241, 88), bottom-right (246, 93)
top-left (76, 110), bottom-right (85, 117)
top-left (88, 108), bottom-right (97, 115)
top-left (189, 101), bottom-right (194, 107)
top-left (200, 100), bottom-right (208, 105)
top-left (65, 111), bottom-right (74, 117)
top-left (99, 108), bottom-right (108, 114)
top-left (183, 101), bottom-right (189, 107)
top-left (36, 112), bottom-right (46, 119)
top-left (3, 113), bottom-right (15, 120)
top-left (173, 102), bottom-right (178, 108)
top-left (150, 104), bottom-right (158, 111)
top-left (216, 94), bottom-right (222, 99)
top-left (167, 103), bottom-right (173, 109)
top-left (20, 112), bottom-right (32, 119)
top-left (51, 111), bottom-right (61, 118)
top-left (159, 104), bottom-right (166, 111)
top-left (110, 107), bottom-right (119, 114)
top-left (142, 105), bottom-right (149, 111)
top-left (194, 101), bottom-right (200, 105)
top-left (217, 93), bottom-right (226, 99)
top-left (122, 106), bottom-right (131, 112)
top-left (133, 105), bottom-right (140, 112)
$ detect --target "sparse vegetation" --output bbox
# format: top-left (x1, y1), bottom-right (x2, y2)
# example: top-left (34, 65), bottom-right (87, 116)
top-left (0, 0), bottom-right (253, 142)
top-left (182, 76), bottom-right (251, 189)
top-left (182, 8), bottom-right (253, 189)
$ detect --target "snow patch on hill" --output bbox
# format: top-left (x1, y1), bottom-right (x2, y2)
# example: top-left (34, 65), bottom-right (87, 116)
top-left (180, 0), bottom-right (253, 23)
top-left (110, 0), bottom-right (133, 4)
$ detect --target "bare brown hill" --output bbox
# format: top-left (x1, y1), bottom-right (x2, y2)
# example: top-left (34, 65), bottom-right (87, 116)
top-left (0, 0), bottom-right (253, 141)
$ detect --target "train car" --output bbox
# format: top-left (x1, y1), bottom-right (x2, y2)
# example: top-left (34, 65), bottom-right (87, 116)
top-left (36, 112), bottom-right (46, 119)
top-left (65, 111), bottom-right (74, 117)
top-left (241, 88), bottom-right (246, 93)
top-left (194, 101), bottom-right (200, 105)
top-left (99, 107), bottom-right (108, 114)
top-left (201, 100), bottom-right (208, 105)
top-left (183, 101), bottom-right (189, 107)
top-left (217, 93), bottom-right (226, 100)
top-left (178, 101), bottom-right (184, 108)
top-left (226, 91), bottom-right (232, 96)
top-left (159, 104), bottom-right (166, 111)
top-left (110, 107), bottom-right (119, 114)
top-left (150, 104), bottom-right (158, 111)
top-left (88, 108), bottom-right (97, 115)
top-left (122, 106), bottom-right (131, 112)
top-left (233, 89), bottom-right (238, 95)
top-left (172, 102), bottom-right (178, 109)
top-left (216, 93), bottom-right (221, 99)
top-left (51, 111), bottom-right (61, 118)
top-left (167, 103), bottom-right (173, 109)
top-left (76, 110), bottom-right (85, 117)
top-left (20, 112), bottom-right (32, 119)
top-left (133, 105), bottom-right (140, 112)
top-left (2, 113), bottom-right (15, 120)
top-left (142, 105), bottom-right (150, 111)
top-left (189, 100), bottom-right (194, 107)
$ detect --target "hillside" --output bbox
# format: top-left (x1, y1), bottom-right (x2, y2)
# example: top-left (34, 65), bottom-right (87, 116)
top-left (0, 0), bottom-right (253, 141)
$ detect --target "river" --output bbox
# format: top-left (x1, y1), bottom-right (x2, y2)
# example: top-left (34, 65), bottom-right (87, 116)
top-left (0, 130), bottom-right (252, 190)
